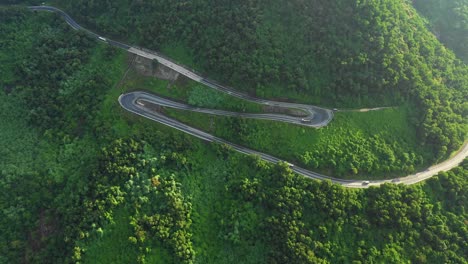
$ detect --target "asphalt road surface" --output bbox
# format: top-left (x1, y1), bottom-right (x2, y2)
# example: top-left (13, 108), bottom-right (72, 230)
top-left (28, 6), bottom-right (332, 127)
top-left (120, 93), bottom-right (468, 188)
top-left (126, 91), bottom-right (327, 127)
top-left (119, 93), bottom-right (353, 186)
top-left (28, 6), bottom-right (131, 50)
top-left (127, 48), bottom-right (333, 127)
top-left (30, 5), bottom-right (468, 188)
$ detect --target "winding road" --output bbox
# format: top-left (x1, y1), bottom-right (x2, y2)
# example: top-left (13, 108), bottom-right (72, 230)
top-left (29, 5), bottom-right (332, 127)
top-left (128, 47), bottom-right (333, 127)
top-left (126, 92), bottom-right (326, 127)
top-left (29, 5), bottom-right (467, 188)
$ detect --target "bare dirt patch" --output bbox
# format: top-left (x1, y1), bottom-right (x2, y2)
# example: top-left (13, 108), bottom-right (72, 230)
top-left (133, 55), bottom-right (180, 81)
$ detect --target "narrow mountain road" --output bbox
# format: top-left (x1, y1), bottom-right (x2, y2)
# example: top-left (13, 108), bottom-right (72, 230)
top-left (126, 92), bottom-right (326, 127)
top-left (29, 5), bottom-right (467, 188)
top-left (119, 93), bottom-right (353, 186)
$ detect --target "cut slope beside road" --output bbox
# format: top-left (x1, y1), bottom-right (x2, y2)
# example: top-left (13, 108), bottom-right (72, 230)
top-left (29, 5), bottom-right (468, 188)
top-left (120, 93), bottom-right (468, 188)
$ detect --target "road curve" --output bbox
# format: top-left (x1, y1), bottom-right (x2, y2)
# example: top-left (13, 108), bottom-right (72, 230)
top-left (128, 92), bottom-right (326, 127)
top-left (29, 6), bottom-right (131, 49)
top-left (30, 5), bottom-right (467, 188)
top-left (119, 93), bottom-right (353, 185)
top-left (127, 48), bottom-right (333, 127)
top-left (120, 93), bottom-right (468, 188)
top-left (28, 5), bottom-right (333, 127)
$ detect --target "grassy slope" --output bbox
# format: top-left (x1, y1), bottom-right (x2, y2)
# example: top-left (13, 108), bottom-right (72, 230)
top-left (108, 60), bottom-right (426, 179)
top-left (121, 68), bottom-right (264, 113)
top-left (50, 0), bottom-right (466, 169)
top-left (2, 4), bottom-right (465, 264)
top-left (114, 62), bottom-right (428, 179)
top-left (65, 0), bottom-right (441, 180)
top-left (164, 105), bottom-right (427, 179)
top-left (79, 49), bottom-right (270, 263)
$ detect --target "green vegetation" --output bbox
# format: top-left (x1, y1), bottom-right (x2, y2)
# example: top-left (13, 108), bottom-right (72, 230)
top-left (0, 3), bottom-right (467, 264)
top-left (61, 0), bottom-right (467, 161)
top-left (0, 7), bottom-right (125, 263)
top-left (164, 106), bottom-right (428, 179)
top-left (80, 135), bottom-right (468, 263)
top-left (76, 139), bottom-right (195, 263)
top-left (122, 71), bottom-right (264, 113)
top-left (413, 0), bottom-right (468, 63)
top-left (79, 208), bottom-right (140, 263)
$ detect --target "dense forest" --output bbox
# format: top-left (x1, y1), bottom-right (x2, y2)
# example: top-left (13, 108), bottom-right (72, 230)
top-left (413, 0), bottom-right (468, 63)
top-left (58, 0), bottom-right (467, 161)
top-left (0, 3), bottom-right (467, 264)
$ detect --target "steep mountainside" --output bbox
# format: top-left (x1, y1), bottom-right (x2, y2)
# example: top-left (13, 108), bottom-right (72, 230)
top-left (61, 0), bottom-right (467, 159)
top-left (0, 4), bottom-right (467, 263)
top-left (413, 0), bottom-right (468, 63)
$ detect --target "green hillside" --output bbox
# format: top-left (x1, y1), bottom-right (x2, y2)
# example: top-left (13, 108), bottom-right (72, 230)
top-left (59, 0), bottom-right (467, 160)
top-left (0, 2), bottom-right (467, 264)
top-left (413, 0), bottom-right (468, 63)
